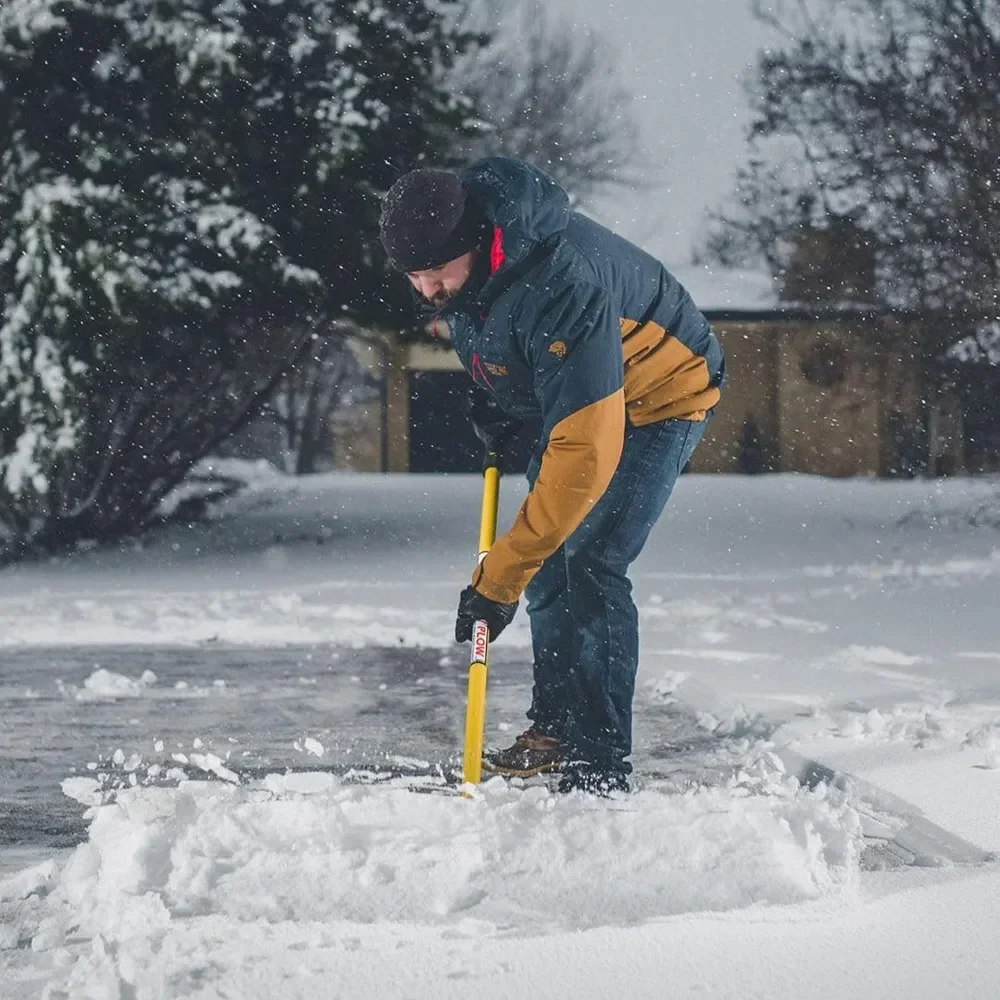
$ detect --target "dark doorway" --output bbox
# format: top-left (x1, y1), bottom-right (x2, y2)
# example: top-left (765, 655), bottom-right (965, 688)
top-left (962, 369), bottom-right (1000, 473)
top-left (408, 371), bottom-right (541, 474)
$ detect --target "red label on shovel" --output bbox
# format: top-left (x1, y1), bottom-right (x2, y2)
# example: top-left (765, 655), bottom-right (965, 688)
top-left (471, 619), bottom-right (489, 664)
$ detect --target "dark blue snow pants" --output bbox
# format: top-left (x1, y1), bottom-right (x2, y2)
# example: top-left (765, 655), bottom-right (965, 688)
top-left (524, 416), bottom-right (707, 775)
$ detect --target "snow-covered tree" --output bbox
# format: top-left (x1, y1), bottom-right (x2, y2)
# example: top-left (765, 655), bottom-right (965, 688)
top-left (0, 0), bottom-right (476, 558)
top-left (699, 0), bottom-right (1000, 475)
top-left (704, 0), bottom-right (1000, 325)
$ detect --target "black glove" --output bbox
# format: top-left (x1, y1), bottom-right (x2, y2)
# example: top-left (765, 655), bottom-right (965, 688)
top-left (454, 584), bottom-right (519, 643)
top-left (467, 385), bottom-right (523, 461)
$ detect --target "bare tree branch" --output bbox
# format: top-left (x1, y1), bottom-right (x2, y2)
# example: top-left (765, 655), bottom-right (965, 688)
top-left (453, 0), bottom-right (643, 205)
top-left (705, 0), bottom-right (1000, 337)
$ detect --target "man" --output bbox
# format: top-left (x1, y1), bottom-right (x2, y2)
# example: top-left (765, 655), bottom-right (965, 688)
top-left (379, 156), bottom-right (725, 794)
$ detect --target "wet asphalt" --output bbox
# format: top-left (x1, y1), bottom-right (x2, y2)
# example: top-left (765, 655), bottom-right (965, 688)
top-left (0, 644), bottom-right (749, 848)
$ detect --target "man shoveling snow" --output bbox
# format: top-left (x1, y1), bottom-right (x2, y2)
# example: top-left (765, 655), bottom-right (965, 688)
top-left (379, 156), bottom-right (725, 794)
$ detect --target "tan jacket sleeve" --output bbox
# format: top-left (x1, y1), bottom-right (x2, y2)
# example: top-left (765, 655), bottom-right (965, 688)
top-left (472, 387), bottom-right (625, 603)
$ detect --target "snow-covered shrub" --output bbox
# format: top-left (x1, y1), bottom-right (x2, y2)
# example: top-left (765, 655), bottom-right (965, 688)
top-left (0, 0), bottom-right (476, 557)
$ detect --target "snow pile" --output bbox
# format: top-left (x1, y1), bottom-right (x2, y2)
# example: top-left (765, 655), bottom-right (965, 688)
top-left (82, 668), bottom-right (157, 700)
top-left (0, 859), bottom-right (57, 905)
top-left (0, 860), bottom-right (58, 952)
top-left (58, 668), bottom-right (158, 702)
top-left (812, 698), bottom-right (1000, 755)
top-left (644, 670), bottom-right (691, 703)
top-left (898, 494), bottom-right (1000, 531)
top-left (22, 770), bottom-right (859, 995)
top-left (292, 736), bottom-right (325, 757)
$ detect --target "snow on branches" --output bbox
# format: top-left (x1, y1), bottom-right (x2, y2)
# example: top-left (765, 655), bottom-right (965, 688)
top-left (0, 0), bottom-right (475, 555)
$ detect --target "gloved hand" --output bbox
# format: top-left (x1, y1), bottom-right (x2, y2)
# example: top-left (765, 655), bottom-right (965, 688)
top-left (454, 584), bottom-right (519, 643)
top-left (467, 384), bottom-right (523, 457)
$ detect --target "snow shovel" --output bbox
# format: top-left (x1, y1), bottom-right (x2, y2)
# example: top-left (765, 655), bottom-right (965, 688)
top-left (460, 440), bottom-right (502, 789)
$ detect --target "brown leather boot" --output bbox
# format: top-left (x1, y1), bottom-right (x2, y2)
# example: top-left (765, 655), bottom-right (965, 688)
top-left (483, 728), bottom-right (564, 777)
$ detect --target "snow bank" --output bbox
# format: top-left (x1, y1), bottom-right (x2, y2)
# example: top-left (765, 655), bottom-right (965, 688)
top-left (22, 767), bottom-right (858, 996)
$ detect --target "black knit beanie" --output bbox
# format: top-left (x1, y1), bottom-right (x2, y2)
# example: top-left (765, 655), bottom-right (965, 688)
top-left (379, 168), bottom-right (488, 273)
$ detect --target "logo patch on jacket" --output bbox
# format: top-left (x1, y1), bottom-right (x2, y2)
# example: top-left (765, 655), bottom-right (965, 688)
top-left (484, 362), bottom-right (508, 376)
top-left (549, 341), bottom-right (567, 358)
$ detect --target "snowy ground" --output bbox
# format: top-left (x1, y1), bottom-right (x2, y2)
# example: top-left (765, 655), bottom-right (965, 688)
top-left (2, 464), bottom-right (1000, 998)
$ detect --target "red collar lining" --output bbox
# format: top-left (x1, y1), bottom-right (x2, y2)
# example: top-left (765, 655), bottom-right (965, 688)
top-left (489, 226), bottom-right (505, 274)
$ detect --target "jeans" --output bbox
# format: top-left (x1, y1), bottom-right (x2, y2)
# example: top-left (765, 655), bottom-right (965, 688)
top-left (523, 416), bottom-right (707, 774)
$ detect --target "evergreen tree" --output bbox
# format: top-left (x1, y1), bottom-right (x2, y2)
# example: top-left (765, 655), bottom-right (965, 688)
top-left (0, 0), bottom-right (476, 558)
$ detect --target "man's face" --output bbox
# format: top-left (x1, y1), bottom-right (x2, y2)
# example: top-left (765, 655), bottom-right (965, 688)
top-left (407, 251), bottom-right (476, 308)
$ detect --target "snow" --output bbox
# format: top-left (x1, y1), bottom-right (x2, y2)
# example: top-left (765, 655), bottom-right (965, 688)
top-left (0, 859), bottom-right (57, 904)
top-left (2, 467), bottom-right (1000, 997)
top-left (64, 667), bottom-right (158, 702)
top-left (671, 262), bottom-right (778, 312)
top-left (53, 771), bottom-right (854, 928)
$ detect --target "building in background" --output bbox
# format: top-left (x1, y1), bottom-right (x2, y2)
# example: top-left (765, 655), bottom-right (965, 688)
top-left (333, 264), bottom-right (988, 478)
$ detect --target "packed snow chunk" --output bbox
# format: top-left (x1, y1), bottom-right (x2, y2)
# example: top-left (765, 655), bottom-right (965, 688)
top-left (188, 753), bottom-right (240, 784)
top-left (75, 667), bottom-right (158, 701)
top-left (262, 770), bottom-right (337, 795)
top-left (45, 776), bottom-right (860, 979)
top-left (645, 670), bottom-right (691, 704)
top-left (843, 645), bottom-right (922, 667)
top-left (385, 754), bottom-right (431, 771)
top-left (61, 777), bottom-right (103, 807)
top-left (292, 736), bottom-right (325, 757)
top-left (0, 859), bottom-right (57, 903)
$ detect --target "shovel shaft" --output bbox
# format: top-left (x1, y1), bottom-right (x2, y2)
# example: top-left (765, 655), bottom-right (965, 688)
top-left (477, 465), bottom-right (500, 558)
top-left (462, 465), bottom-right (501, 787)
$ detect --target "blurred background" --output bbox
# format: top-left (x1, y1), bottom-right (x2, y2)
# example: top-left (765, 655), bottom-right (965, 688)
top-left (1, 0), bottom-right (998, 562)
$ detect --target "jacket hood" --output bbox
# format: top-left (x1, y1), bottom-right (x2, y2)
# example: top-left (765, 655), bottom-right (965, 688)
top-left (460, 157), bottom-right (570, 268)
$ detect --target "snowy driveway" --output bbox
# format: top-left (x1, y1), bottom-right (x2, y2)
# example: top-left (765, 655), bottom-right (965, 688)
top-left (3, 469), bottom-right (1000, 998)
top-left (0, 641), bottom-right (763, 853)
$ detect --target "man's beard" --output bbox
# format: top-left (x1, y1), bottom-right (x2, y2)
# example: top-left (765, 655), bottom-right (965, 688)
top-left (427, 289), bottom-right (455, 309)
top-left (419, 250), bottom-right (490, 311)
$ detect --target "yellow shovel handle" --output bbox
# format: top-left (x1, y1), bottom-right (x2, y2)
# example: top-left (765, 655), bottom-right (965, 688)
top-left (462, 464), bottom-right (500, 787)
